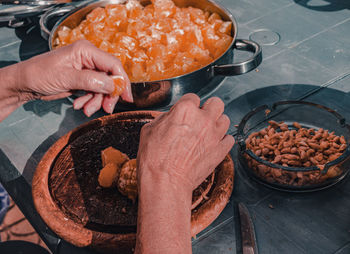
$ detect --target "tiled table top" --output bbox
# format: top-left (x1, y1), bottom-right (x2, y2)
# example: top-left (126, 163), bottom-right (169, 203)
top-left (0, 0), bottom-right (349, 253)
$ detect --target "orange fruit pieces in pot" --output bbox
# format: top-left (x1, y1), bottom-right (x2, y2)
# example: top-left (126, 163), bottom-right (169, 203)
top-left (56, 0), bottom-right (233, 82)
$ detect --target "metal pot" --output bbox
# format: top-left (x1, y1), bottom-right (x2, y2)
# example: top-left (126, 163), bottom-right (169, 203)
top-left (40, 0), bottom-right (262, 109)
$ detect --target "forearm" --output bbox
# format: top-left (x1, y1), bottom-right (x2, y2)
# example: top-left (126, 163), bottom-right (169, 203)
top-left (0, 63), bottom-right (26, 122)
top-left (135, 168), bottom-right (193, 254)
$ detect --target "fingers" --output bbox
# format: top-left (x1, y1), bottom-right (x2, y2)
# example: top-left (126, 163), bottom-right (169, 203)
top-left (168, 93), bottom-right (200, 123)
top-left (73, 93), bottom-right (93, 110)
top-left (76, 40), bottom-right (131, 94)
top-left (177, 93), bottom-right (201, 107)
top-left (209, 135), bottom-right (235, 170)
top-left (79, 40), bottom-right (128, 78)
top-left (74, 93), bottom-right (119, 115)
top-left (72, 40), bottom-right (133, 103)
top-left (220, 135), bottom-right (235, 154)
top-left (68, 69), bottom-right (115, 94)
top-left (83, 93), bottom-right (103, 117)
top-left (120, 82), bottom-right (134, 103)
top-left (216, 114), bottom-right (230, 139)
top-left (201, 97), bottom-right (224, 120)
top-left (102, 95), bottom-right (119, 114)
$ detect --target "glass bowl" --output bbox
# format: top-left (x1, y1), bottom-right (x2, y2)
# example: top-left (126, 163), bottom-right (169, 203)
top-left (237, 101), bottom-right (350, 192)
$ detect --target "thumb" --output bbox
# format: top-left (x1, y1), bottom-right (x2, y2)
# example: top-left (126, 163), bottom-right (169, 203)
top-left (68, 69), bottom-right (115, 94)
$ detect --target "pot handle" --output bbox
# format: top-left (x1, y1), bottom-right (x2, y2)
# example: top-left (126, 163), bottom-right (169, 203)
top-left (40, 5), bottom-right (75, 40)
top-left (213, 39), bottom-right (262, 76)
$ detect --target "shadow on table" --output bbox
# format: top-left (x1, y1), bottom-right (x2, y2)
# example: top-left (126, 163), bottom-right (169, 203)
top-left (0, 61), bottom-right (17, 68)
top-left (23, 98), bottom-right (72, 118)
top-left (14, 17), bottom-right (49, 61)
top-left (294, 0), bottom-right (350, 12)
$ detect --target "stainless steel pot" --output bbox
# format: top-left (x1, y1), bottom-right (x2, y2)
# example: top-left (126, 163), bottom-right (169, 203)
top-left (40, 0), bottom-right (262, 109)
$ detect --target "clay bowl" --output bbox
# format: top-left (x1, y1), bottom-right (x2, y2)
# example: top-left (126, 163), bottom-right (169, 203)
top-left (32, 111), bottom-right (234, 253)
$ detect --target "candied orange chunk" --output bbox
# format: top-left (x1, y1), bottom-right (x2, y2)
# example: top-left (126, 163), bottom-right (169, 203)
top-left (211, 19), bottom-right (224, 31)
top-left (208, 13), bottom-right (221, 23)
top-left (133, 49), bottom-right (149, 62)
top-left (105, 4), bottom-right (127, 19)
top-left (57, 26), bottom-right (71, 44)
top-left (98, 163), bottom-right (119, 188)
top-left (69, 28), bottom-right (85, 43)
top-left (86, 7), bottom-right (106, 23)
top-left (188, 7), bottom-right (205, 25)
top-left (131, 62), bottom-right (148, 82)
top-left (153, 0), bottom-right (176, 18)
top-left (148, 44), bottom-right (166, 59)
top-left (110, 76), bottom-right (127, 97)
top-left (219, 21), bottom-right (232, 35)
top-left (101, 146), bottom-right (129, 167)
top-left (214, 34), bottom-right (232, 58)
top-left (56, 0), bottom-right (233, 82)
top-left (188, 43), bottom-right (212, 63)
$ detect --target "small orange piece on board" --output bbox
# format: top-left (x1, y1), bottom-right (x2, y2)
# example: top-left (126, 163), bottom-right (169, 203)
top-left (110, 76), bottom-right (127, 97)
top-left (98, 163), bottom-right (120, 188)
top-left (101, 146), bottom-right (129, 167)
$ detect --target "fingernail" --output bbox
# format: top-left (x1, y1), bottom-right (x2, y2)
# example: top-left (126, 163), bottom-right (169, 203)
top-left (85, 108), bottom-right (92, 117)
top-left (108, 102), bottom-right (116, 114)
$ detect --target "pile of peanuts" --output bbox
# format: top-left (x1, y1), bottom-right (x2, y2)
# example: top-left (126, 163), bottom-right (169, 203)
top-left (244, 120), bottom-right (347, 186)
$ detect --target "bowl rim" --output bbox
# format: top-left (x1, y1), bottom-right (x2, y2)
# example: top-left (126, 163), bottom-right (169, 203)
top-left (32, 110), bottom-right (234, 249)
top-left (237, 100), bottom-right (350, 174)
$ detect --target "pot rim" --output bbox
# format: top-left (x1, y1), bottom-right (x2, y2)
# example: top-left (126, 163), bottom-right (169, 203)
top-left (48, 0), bottom-right (238, 83)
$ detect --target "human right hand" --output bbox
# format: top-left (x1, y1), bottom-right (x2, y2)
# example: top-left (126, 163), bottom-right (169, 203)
top-left (10, 40), bottom-right (132, 116)
top-left (137, 93), bottom-right (234, 192)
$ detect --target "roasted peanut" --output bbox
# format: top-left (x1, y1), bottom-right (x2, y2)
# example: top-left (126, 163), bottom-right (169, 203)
top-left (320, 141), bottom-right (329, 150)
top-left (268, 128), bottom-right (275, 136)
top-left (293, 122), bottom-right (301, 129)
top-left (314, 153), bottom-right (323, 162)
top-left (282, 154), bottom-right (299, 160)
top-left (306, 149), bottom-right (315, 157)
top-left (310, 157), bottom-right (318, 165)
top-left (265, 144), bottom-right (275, 150)
top-left (272, 155), bottom-right (282, 164)
top-left (280, 124), bottom-right (288, 131)
top-left (255, 149), bottom-right (262, 156)
top-left (298, 141), bottom-right (308, 147)
top-left (268, 120), bottom-right (279, 128)
top-left (274, 149), bottom-right (281, 156)
top-left (260, 129), bottom-right (267, 136)
top-left (262, 148), bottom-right (269, 155)
top-left (308, 142), bottom-right (320, 150)
top-left (340, 144), bottom-right (347, 151)
top-left (281, 147), bottom-right (291, 154)
top-left (332, 142), bottom-right (340, 149)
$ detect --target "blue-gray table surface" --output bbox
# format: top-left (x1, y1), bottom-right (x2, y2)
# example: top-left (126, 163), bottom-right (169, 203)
top-left (0, 0), bottom-right (350, 253)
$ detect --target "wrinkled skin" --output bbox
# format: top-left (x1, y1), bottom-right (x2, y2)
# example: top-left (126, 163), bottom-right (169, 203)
top-left (138, 93), bottom-right (234, 190)
top-left (136, 94), bottom-right (234, 254)
top-left (0, 40), bottom-right (132, 120)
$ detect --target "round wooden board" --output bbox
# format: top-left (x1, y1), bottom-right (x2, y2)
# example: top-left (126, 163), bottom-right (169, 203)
top-left (32, 111), bottom-right (234, 253)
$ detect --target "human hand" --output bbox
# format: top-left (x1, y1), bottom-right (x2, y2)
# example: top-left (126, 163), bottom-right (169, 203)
top-left (15, 40), bottom-right (132, 116)
top-left (137, 94), bottom-right (234, 192)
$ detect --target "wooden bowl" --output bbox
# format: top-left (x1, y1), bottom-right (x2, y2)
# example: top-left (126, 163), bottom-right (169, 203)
top-left (32, 111), bottom-right (234, 253)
